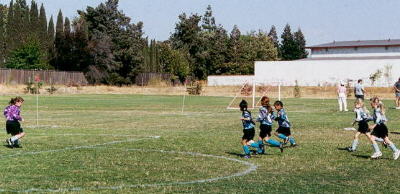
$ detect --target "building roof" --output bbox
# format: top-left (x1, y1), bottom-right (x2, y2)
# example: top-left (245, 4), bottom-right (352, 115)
top-left (298, 56), bottom-right (400, 61)
top-left (307, 39), bottom-right (400, 49)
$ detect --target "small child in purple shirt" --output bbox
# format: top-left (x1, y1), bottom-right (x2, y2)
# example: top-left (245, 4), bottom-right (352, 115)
top-left (4, 97), bottom-right (25, 148)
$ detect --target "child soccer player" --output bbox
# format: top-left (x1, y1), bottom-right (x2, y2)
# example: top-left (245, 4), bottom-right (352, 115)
top-left (368, 97), bottom-right (400, 159)
top-left (347, 99), bottom-right (375, 152)
top-left (4, 97), bottom-right (25, 148)
top-left (239, 100), bottom-right (262, 158)
top-left (273, 101), bottom-right (296, 146)
top-left (257, 96), bottom-right (283, 153)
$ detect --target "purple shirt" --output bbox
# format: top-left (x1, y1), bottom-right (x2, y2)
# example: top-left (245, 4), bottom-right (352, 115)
top-left (4, 105), bottom-right (22, 121)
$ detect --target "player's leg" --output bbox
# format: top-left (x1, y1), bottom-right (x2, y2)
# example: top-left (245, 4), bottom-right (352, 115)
top-left (369, 135), bottom-right (382, 158)
top-left (338, 97), bottom-right (343, 111)
top-left (349, 132), bottom-right (361, 151)
top-left (384, 137), bottom-right (400, 160)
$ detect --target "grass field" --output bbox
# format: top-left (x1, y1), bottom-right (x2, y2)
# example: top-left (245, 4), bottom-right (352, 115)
top-left (1, 94), bottom-right (400, 193)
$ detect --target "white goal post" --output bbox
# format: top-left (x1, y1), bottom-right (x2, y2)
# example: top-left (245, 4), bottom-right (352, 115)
top-left (227, 79), bottom-right (281, 110)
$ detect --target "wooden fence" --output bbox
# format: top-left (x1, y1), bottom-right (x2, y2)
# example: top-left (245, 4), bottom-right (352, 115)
top-left (135, 72), bottom-right (172, 86)
top-left (0, 69), bottom-right (88, 85)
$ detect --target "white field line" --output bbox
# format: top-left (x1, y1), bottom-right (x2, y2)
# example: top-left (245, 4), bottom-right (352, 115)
top-left (1, 140), bottom-right (257, 193)
top-left (0, 136), bottom-right (160, 159)
top-left (28, 133), bottom-right (144, 138)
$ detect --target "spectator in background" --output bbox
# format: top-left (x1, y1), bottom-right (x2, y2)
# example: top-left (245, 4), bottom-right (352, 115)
top-left (354, 79), bottom-right (365, 100)
top-left (337, 81), bottom-right (348, 111)
top-left (394, 78), bottom-right (400, 109)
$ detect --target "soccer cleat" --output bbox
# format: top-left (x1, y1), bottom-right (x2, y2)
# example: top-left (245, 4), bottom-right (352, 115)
top-left (291, 143), bottom-right (297, 147)
top-left (244, 155), bottom-right (251, 159)
top-left (279, 144), bottom-right (284, 153)
top-left (371, 152), bottom-right (382, 159)
top-left (346, 147), bottom-right (355, 152)
top-left (394, 150), bottom-right (400, 160)
top-left (283, 137), bottom-right (289, 145)
top-left (259, 144), bottom-right (265, 154)
top-left (13, 144), bottom-right (22, 148)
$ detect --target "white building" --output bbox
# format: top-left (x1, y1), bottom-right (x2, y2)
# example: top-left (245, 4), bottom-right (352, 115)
top-left (255, 39), bottom-right (400, 87)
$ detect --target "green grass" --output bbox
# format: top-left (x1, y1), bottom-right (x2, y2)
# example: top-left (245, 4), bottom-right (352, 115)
top-left (1, 94), bottom-right (400, 193)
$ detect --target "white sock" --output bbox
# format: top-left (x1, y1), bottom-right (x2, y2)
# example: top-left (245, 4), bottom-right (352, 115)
top-left (10, 136), bottom-right (18, 142)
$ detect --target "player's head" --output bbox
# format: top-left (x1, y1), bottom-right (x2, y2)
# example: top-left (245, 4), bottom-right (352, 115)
top-left (358, 79), bottom-right (363, 83)
top-left (273, 100), bottom-right (283, 110)
top-left (370, 97), bottom-right (385, 113)
top-left (239, 100), bottom-right (248, 111)
top-left (260, 96), bottom-right (270, 107)
top-left (354, 98), bottom-right (364, 108)
top-left (9, 96), bottom-right (24, 106)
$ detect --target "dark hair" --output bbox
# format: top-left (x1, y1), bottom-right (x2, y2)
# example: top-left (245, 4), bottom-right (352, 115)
top-left (274, 100), bottom-right (283, 107)
top-left (260, 96), bottom-right (270, 106)
top-left (9, 96), bottom-right (24, 105)
top-left (358, 79), bottom-right (362, 83)
top-left (239, 100), bottom-right (248, 111)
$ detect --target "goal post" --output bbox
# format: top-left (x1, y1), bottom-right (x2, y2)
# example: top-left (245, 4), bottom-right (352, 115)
top-left (226, 79), bottom-right (281, 110)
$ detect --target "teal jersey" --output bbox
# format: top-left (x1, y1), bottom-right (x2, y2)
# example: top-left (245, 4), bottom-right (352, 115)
top-left (242, 110), bottom-right (255, 130)
top-left (275, 109), bottom-right (291, 128)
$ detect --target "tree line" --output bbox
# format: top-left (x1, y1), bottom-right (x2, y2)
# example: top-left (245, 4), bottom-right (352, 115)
top-left (0, 0), bottom-right (307, 85)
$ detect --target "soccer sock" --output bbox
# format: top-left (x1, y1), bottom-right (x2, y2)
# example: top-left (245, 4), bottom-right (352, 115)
top-left (266, 139), bottom-right (281, 147)
top-left (372, 143), bottom-right (381, 153)
top-left (351, 139), bottom-right (359, 151)
top-left (289, 137), bottom-right (296, 145)
top-left (277, 134), bottom-right (287, 140)
top-left (243, 145), bottom-right (251, 155)
top-left (388, 143), bottom-right (399, 152)
top-left (250, 142), bottom-right (262, 153)
top-left (375, 138), bottom-right (384, 142)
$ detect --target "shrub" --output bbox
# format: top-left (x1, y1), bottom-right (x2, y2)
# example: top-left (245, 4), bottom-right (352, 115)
top-left (187, 81), bottom-right (202, 95)
top-left (25, 80), bottom-right (43, 94)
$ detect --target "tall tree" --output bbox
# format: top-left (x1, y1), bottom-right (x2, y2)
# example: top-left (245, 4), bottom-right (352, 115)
top-left (5, 0), bottom-right (15, 55)
top-left (38, 3), bottom-right (47, 48)
top-left (202, 5), bottom-right (216, 32)
top-left (80, 0), bottom-right (146, 84)
top-left (0, 4), bottom-right (6, 66)
top-left (47, 15), bottom-right (55, 64)
top-left (268, 25), bottom-right (279, 51)
top-left (53, 10), bottom-right (63, 69)
top-left (170, 13), bottom-right (202, 78)
top-left (294, 28), bottom-right (308, 59)
top-left (280, 24), bottom-right (297, 60)
top-left (29, 0), bottom-right (38, 36)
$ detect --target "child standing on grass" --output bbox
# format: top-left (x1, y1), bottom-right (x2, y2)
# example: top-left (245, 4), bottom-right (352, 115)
top-left (273, 101), bottom-right (297, 146)
top-left (4, 97), bottom-right (25, 148)
top-left (257, 96), bottom-right (283, 153)
top-left (368, 97), bottom-right (400, 159)
top-left (347, 99), bottom-right (375, 152)
top-left (239, 100), bottom-right (262, 158)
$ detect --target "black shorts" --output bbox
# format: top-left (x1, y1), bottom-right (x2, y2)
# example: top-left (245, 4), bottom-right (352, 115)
top-left (6, 120), bottom-right (23, 136)
top-left (276, 126), bottom-right (291, 136)
top-left (259, 124), bottom-right (272, 138)
top-left (357, 120), bottom-right (369, 134)
top-left (242, 128), bottom-right (255, 141)
top-left (355, 95), bottom-right (364, 100)
top-left (371, 124), bottom-right (388, 138)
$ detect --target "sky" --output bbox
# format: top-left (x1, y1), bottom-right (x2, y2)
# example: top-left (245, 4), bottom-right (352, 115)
top-left (1, 0), bottom-right (399, 46)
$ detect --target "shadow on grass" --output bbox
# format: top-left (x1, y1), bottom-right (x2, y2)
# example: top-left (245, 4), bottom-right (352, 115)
top-left (390, 132), bottom-right (400, 135)
top-left (3, 145), bottom-right (13, 149)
